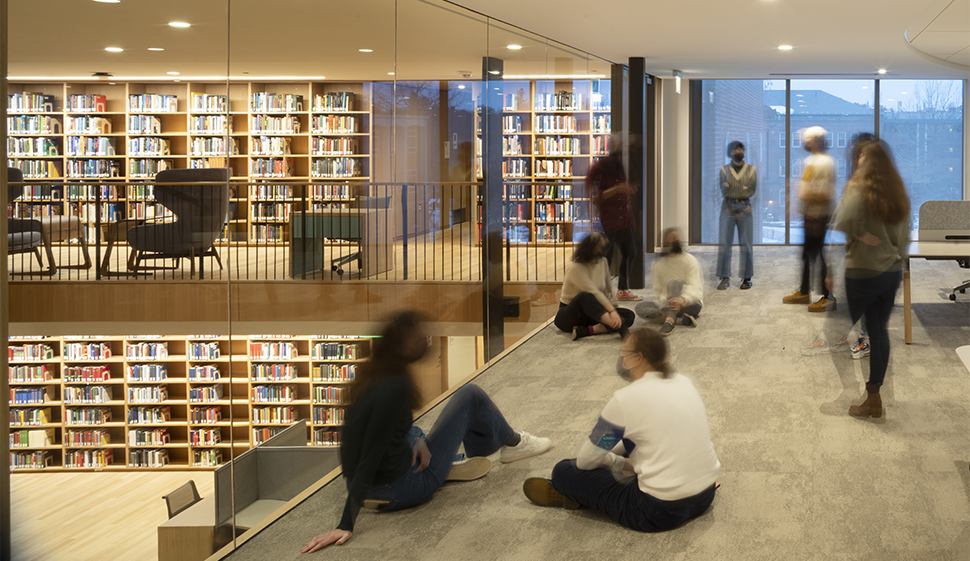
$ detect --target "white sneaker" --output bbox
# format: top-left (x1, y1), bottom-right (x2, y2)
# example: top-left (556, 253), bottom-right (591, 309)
top-left (499, 432), bottom-right (551, 463)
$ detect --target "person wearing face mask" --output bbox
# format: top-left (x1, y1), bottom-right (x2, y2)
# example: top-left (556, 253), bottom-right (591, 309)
top-left (716, 140), bottom-right (756, 291)
top-left (555, 232), bottom-right (636, 341)
top-left (522, 328), bottom-right (720, 532)
top-left (635, 227), bottom-right (704, 336)
top-left (302, 310), bottom-right (552, 553)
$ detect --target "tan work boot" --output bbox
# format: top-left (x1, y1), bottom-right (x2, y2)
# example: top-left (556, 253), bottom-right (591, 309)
top-left (783, 290), bottom-right (811, 304)
top-left (808, 296), bottom-right (836, 312)
top-left (849, 383), bottom-right (883, 418)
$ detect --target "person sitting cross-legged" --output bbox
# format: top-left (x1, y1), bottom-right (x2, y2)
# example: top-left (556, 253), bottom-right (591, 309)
top-left (634, 227), bottom-right (703, 336)
top-left (522, 328), bottom-right (720, 532)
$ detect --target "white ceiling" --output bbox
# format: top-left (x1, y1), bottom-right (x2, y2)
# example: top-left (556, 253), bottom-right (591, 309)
top-left (6, 0), bottom-right (969, 82)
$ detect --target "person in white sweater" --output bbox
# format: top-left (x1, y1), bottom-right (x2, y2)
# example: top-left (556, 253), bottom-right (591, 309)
top-left (635, 228), bottom-right (703, 336)
top-left (522, 328), bottom-right (720, 532)
top-left (555, 233), bottom-right (636, 340)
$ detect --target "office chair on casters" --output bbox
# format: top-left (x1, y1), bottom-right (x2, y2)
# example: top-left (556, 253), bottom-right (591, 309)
top-left (949, 258), bottom-right (969, 301)
top-left (162, 479), bottom-right (202, 519)
top-left (126, 168), bottom-right (230, 278)
top-left (330, 195), bottom-right (391, 278)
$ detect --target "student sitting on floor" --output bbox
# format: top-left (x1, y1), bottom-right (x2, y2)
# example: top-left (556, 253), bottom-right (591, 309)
top-left (302, 310), bottom-right (552, 553)
top-left (522, 328), bottom-right (720, 532)
top-left (635, 227), bottom-right (704, 336)
top-left (555, 232), bottom-right (636, 341)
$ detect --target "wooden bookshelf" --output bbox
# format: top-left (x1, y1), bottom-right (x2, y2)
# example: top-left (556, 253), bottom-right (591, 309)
top-left (474, 79), bottom-right (610, 245)
top-left (6, 81), bottom-right (372, 248)
top-left (7, 334), bottom-right (373, 472)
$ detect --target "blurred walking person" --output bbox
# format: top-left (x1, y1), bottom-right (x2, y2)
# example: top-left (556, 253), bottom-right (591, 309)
top-left (831, 139), bottom-right (909, 419)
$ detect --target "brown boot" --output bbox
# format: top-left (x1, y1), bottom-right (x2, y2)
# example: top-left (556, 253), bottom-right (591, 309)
top-left (849, 383), bottom-right (883, 418)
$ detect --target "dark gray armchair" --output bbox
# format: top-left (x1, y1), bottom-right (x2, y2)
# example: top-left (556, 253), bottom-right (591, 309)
top-left (127, 168), bottom-right (230, 278)
top-left (7, 168), bottom-right (47, 274)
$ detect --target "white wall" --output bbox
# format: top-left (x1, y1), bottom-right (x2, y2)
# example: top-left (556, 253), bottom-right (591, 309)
top-left (658, 77), bottom-right (691, 248)
top-left (446, 336), bottom-right (477, 388)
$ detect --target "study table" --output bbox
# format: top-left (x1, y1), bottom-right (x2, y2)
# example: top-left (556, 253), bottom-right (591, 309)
top-left (290, 207), bottom-right (394, 278)
top-left (903, 240), bottom-right (970, 344)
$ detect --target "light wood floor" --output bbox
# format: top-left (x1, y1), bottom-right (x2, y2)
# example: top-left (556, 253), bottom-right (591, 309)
top-left (11, 470), bottom-right (215, 561)
top-left (8, 226), bottom-right (576, 283)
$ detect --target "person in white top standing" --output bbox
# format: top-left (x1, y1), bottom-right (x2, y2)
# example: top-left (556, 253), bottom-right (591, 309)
top-left (522, 328), bottom-right (720, 532)
top-left (784, 126), bottom-right (837, 312)
top-left (635, 227), bottom-right (704, 336)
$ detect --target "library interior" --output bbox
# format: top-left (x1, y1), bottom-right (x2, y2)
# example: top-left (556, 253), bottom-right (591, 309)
top-left (1, 0), bottom-right (968, 560)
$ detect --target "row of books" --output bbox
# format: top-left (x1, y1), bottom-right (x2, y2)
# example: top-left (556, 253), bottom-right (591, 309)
top-left (503, 159), bottom-right (528, 177)
top-left (311, 343), bottom-right (360, 360)
top-left (592, 135), bottom-right (611, 155)
top-left (535, 183), bottom-right (573, 199)
top-left (312, 92), bottom-right (355, 112)
top-left (9, 344), bottom-right (55, 361)
top-left (250, 184), bottom-right (292, 200)
top-left (66, 449), bottom-right (113, 468)
top-left (9, 204), bottom-right (61, 219)
top-left (128, 386), bottom-right (168, 404)
top-left (502, 202), bottom-right (529, 222)
top-left (127, 137), bottom-right (171, 156)
top-left (535, 159), bottom-right (574, 178)
top-left (313, 429), bottom-right (341, 446)
top-left (313, 406), bottom-right (345, 425)
top-left (66, 428), bottom-right (109, 446)
top-left (252, 202), bottom-right (291, 221)
top-left (11, 451), bottom-right (52, 469)
top-left (64, 159), bottom-right (121, 178)
top-left (8, 159), bottom-right (59, 178)
top-left (127, 201), bottom-right (170, 220)
top-left (190, 115), bottom-right (232, 134)
top-left (193, 449), bottom-right (223, 467)
top-left (310, 137), bottom-right (357, 155)
top-left (128, 428), bottom-right (171, 446)
top-left (535, 223), bottom-right (565, 243)
top-left (251, 365), bottom-right (298, 384)
top-left (534, 91), bottom-right (582, 112)
top-left (129, 448), bottom-right (169, 468)
top-left (68, 116), bottom-right (112, 135)
top-left (534, 137), bottom-right (582, 156)
top-left (189, 366), bottom-right (221, 381)
top-left (64, 365), bottom-right (111, 382)
top-left (126, 342), bottom-right (169, 360)
top-left (67, 407), bottom-right (111, 425)
top-left (250, 93), bottom-right (304, 113)
top-left (68, 184), bottom-right (118, 200)
top-left (503, 115), bottom-right (522, 133)
top-left (64, 343), bottom-right (112, 361)
top-left (126, 364), bottom-right (167, 381)
top-left (251, 385), bottom-right (296, 403)
top-left (7, 93), bottom-right (55, 113)
top-left (190, 427), bottom-right (221, 446)
top-left (535, 202), bottom-right (577, 222)
top-left (592, 114), bottom-right (611, 134)
top-left (189, 385), bottom-right (224, 403)
top-left (128, 94), bottom-right (178, 113)
top-left (7, 115), bottom-right (61, 134)
top-left (129, 159), bottom-right (172, 178)
top-left (189, 342), bottom-right (221, 360)
top-left (310, 157), bottom-right (361, 178)
top-left (10, 428), bottom-right (54, 448)
top-left (9, 365), bottom-right (53, 383)
top-left (66, 94), bottom-right (108, 113)
top-left (249, 341), bottom-right (298, 360)
top-left (10, 388), bottom-right (49, 405)
top-left (252, 405), bottom-right (297, 424)
top-left (71, 201), bottom-right (123, 222)
top-left (7, 137), bottom-right (59, 157)
top-left (503, 137), bottom-right (524, 155)
top-left (128, 406), bottom-right (169, 424)
top-left (252, 427), bottom-right (284, 444)
top-left (64, 386), bottom-right (111, 404)
top-left (190, 405), bottom-right (222, 424)
top-left (250, 157), bottom-right (293, 178)
top-left (190, 93), bottom-right (229, 113)
top-left (250, 115), bottom-right (301, 133)
top-left (315, 364), bottom-right (356, 382)
top-left (313, 386), bottom-right (348, 404)
top-left (310, 115), bottom-right (359, 134)
top-left (251, 223), bottom-right (286, 242)
top-left (251, 136), bottom-right (292, 156)
top-left (190, 137), bottom-right (239, 157)
top-left (128, 115), bottom-right (161, 135)
top-left (65, 136), bottom-right (116, 157)
top-left (535, 115), bottom-right (578, 134)
top-left (310, 184), bottom-right (353, 200)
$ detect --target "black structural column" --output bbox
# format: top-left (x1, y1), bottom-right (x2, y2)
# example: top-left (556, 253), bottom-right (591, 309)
top-left (628, 57), bottom-right (647, 288)
top-left (645, 71), bottom-right (657, 256)
top-left (481, 57), bottom-right (505, 361)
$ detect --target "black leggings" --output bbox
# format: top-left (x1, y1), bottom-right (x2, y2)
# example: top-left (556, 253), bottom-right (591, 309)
top-left (800, 216), bottom-right (830, 298)
top-left (554, 292), bottom-right (636, 332)
top-left (606, 227), bottom-right (637, 291)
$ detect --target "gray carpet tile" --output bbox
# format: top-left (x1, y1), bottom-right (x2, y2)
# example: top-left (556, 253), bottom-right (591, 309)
top-left (227, 245), bottom-right (970, 560)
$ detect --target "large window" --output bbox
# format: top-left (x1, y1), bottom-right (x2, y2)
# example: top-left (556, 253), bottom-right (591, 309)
top-left (695, 79), bottom-right (964, 244)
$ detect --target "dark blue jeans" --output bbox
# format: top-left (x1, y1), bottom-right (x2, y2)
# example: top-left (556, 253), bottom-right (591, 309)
top-left (364, 384), bottom-right (514, 512)
top-left (846, 270), bottom-right (901, 386)
top-left (551, 459), bottom-right (716, 532)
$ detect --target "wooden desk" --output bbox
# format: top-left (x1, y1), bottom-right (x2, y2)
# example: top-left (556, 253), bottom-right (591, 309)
top-left (290, 208), bottom-right (394, 278)
top-left (157, 494), bottom-right (216, 561)
top-left (904, 240), bottom-right (970, 344)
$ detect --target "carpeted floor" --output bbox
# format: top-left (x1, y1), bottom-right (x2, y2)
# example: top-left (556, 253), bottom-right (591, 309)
top-left (227, 245), bottom-right (970, 561)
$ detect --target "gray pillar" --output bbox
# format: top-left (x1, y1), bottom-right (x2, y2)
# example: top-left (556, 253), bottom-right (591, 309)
top-left (481, 57), bottom-right (505, 361)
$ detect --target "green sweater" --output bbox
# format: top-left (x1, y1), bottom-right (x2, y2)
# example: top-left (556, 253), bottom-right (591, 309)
top-left (719, 163), bottom-right (756, 200)
top-left (832, 187), bottom-right (909, 279)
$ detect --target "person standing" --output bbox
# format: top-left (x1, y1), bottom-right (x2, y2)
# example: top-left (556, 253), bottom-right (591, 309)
top-left (522, 328), bottom-right (720, 532)
top-left (588, 137), bottom-right (641, 301)
top-left (784, 126), bottom-right (836, 312)
top-left (831, 140), bottom-right (909, 419)
top-left (716, 141), bottom-right (755, 291)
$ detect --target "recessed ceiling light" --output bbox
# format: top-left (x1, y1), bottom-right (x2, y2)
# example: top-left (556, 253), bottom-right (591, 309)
top-left (778, 45), bottom-right (793, 51)
top-left (167, 72), bottom-right (180, 75)
top-left (359, 49), bottom-right (373, 53)
top-left (901, 91), bottom-right (908, 94)
top-left (507, 44), bottom-right (522, 50)
top-left (458, 85), bottom-right (465, 89)
top-left (148, 48), bottom-right (164, 51)
top-left (387, 72), bottom-right (395, 76)
top-left (796, 94), bottom-right (803, 97)
top-left (488, 70), bottom-right (501, 75)
top-left (878, 68), bottom-right (887, 74)
top-left (93, 0), bottom-right (120, 3)
top-left (168, 21), bottom-right (191, 28)
top-left (862, 86), bottom-right (868, 89)
top-left (105, 47), bottom-right (123, 52)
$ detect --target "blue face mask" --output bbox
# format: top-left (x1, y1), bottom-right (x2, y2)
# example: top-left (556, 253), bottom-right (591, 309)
top-left (616, 353), bottom-right (637, 382)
